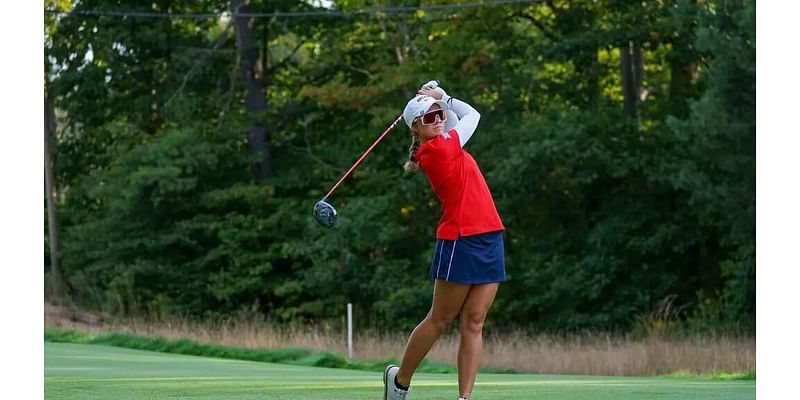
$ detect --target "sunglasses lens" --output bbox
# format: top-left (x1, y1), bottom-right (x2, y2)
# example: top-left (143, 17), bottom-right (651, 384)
top-left (421, 110), bottom-right (445, 125)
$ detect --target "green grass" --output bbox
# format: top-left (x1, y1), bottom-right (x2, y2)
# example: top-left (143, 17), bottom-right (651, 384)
top-left (665, 370), bottom-right (756, 381)
top-left (45, 342), bottom-right (755, 400)
top-left (711, 371), bottom-right (756, 381)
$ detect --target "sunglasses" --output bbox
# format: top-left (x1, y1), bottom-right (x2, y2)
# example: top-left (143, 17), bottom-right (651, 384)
top-left (419, 109), bottom-right (447, 125)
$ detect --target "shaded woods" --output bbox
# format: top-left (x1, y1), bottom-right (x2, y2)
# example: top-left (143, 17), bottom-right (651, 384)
top-left (45, 0), bottom-right (755, 336)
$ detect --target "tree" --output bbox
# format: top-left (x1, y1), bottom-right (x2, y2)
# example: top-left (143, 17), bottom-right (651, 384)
top-left (45, 0), bottom-right (755, 333)
top-left (231, 0), bottom-right (272, 182)
top-left (619, 40), bottom-right (643, 120)
top-left (45, 74), bottom-right (69, 296)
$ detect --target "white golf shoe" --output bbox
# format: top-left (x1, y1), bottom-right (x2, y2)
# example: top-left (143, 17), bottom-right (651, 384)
top-left (383, 364), bottom-right (409, 400)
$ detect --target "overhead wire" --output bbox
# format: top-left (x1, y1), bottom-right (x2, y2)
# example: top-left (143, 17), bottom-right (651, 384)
top-left (47, 0), bottom-right (548, 122)
top-left (45, 0), bottom-right (545, 20)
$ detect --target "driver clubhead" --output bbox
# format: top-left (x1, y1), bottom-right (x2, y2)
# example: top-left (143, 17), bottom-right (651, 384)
top-left (313, 199), bottom-right (338, 229)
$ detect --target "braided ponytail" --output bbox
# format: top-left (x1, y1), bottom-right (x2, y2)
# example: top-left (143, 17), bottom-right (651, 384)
top-left (403, 134), bottom-right (421, 173)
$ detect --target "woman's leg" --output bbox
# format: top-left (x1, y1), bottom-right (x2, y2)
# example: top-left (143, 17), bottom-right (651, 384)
top-left (395, 279), bottom-right (471, 387)
top-left (457, 282), bottom-right (499, 398)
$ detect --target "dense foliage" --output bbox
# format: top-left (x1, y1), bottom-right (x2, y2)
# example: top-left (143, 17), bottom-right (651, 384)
top-left (45, 0), bottom-right (755, 333)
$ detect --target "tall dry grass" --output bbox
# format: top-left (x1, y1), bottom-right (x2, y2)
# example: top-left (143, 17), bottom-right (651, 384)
top-left (45, 303), bottom-right (754, 376)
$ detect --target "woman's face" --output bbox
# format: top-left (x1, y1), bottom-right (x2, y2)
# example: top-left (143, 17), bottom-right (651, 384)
top-left (413, 104), bottom-right (445, 143)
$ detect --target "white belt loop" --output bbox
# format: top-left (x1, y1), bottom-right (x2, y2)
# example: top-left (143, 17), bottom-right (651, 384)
top-left (445, 239), bottom-right (457, 281)
top-left (435, 239), bottom-right (445, 278)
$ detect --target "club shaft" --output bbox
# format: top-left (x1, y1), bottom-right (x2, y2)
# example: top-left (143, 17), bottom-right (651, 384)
top-left (323, 115), bottom-right (404, 200)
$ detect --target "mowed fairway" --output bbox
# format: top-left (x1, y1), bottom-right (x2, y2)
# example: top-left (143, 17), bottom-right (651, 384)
top-left (45, 342), bottom-right (754, 400)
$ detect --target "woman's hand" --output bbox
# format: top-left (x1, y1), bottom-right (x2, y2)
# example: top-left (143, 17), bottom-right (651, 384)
top-left (418, 80), bottom-right (448, 100)
top-left (418, 87), bottom-right (447, 100)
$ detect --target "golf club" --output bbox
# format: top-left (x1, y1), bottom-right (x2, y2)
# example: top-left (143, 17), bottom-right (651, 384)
top-left (313, 114), bottom-right (404, 229)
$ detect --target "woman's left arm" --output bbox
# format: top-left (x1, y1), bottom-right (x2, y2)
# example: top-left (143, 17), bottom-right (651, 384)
top-left (418, 85), bottom-right (481, 148)
top-left (443, 96), bottom-right (480, 148)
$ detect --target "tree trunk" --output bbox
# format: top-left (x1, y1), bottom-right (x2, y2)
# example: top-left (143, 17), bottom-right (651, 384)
top-left (668, 55), bottom-right (698, 118)
top-left (44, 75), bottom-right (68, 296)
top-left (633, 44), bottom-right (644, 98)
top-left (232, 0), bottom-right (272, 182)
top-left (377, 16), bottom-right (414, 98)
top-left (619, 40), bottom-right (643, 120)
top-left (667, 0), bottom-right (698, 118)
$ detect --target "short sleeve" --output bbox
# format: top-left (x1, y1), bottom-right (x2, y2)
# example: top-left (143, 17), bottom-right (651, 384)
top-left (417, 130), bottom-right (462, 170)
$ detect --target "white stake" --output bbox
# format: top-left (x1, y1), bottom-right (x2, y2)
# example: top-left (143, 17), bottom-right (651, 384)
top-left (347, 303), bottom-right (353, 359)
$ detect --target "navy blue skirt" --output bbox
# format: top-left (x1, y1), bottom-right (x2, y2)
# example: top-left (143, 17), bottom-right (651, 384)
top-left (429, 231), bottom-right (507, 284)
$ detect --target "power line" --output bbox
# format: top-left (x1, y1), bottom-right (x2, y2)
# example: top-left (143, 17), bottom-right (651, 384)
top-left (45, 0), bottom-right (544, 20)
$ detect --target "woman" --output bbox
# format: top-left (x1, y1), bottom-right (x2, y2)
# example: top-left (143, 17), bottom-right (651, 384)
top-left (384, 81), bottom-right (507, 400)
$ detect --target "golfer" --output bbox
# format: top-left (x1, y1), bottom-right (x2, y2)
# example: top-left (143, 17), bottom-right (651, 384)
top-left (384, 81), bottom-right (506, 400)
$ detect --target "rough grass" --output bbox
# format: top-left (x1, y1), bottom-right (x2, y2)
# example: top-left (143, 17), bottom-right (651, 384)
top-left (45, 302), bottom-right (755, 377)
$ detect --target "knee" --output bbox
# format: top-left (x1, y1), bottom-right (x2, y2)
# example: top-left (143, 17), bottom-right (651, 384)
top-left (427, 311), bottom-right (458, 333)
top-left (460, 312), bottom-right (485, 336)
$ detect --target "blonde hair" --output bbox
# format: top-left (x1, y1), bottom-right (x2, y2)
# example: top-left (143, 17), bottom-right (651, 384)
top-left (403, 132), bottom-right (421, 173)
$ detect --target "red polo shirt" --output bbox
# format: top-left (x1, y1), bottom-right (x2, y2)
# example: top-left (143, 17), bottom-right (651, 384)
top-left (416, 129), bottom-right (505, 240)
